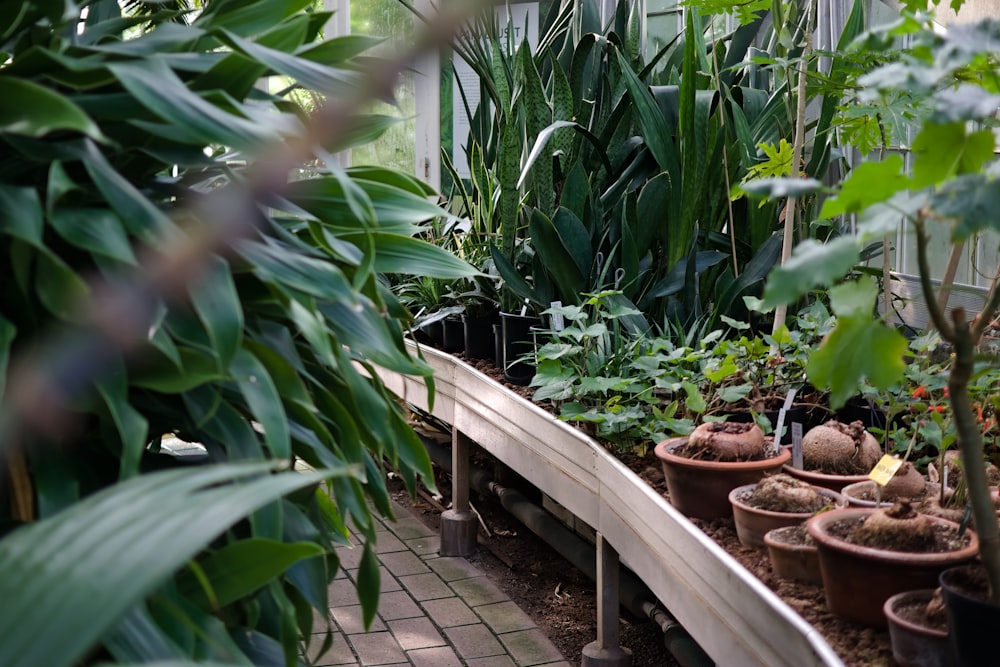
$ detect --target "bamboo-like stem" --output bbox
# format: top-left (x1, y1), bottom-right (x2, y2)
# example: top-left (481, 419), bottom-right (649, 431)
top-left (936, 240), bottom-right (967, 315)
top-left (917, 218), bottom-right (1000, 604)
top-left (771, 0), bottom-right (815, 338)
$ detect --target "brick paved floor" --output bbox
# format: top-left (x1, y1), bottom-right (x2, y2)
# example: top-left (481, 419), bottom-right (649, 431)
top-left (304, 499), bottom-right (570, 667)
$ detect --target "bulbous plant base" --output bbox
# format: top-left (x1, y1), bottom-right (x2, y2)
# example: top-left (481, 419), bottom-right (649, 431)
top-left (883, 589), bottom-right (953, 667)
top-left (655, 437), bottom-right (791, 519)
top-left (939, 565), bottom-right (1000, 667)
top-left (807, 508), bottom-right (978, 627)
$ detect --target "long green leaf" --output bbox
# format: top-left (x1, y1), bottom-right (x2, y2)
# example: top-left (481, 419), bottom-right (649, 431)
top-left (0, 463), bottom-right (351, 667)
top-left (0, 78), bottom-right (104, 139)
top-left (230, 348), bottom-right (290, 460)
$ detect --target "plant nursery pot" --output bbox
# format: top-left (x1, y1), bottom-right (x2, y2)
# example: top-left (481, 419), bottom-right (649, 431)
top-left (783, 464), bottom-right (871, 493)
top-left (441, 316), bottom-right (465, 353)
top-left (764, 525), bottom-right (822, 584)
top-left (420, 319), bottom-right (444, 347)
top-left (939, 564), bottom-right (1000, 667)
top-left (842, 480), bottom-right (940, 509)
top-left (462, 312), bottom-right (497, 360)
top-left (500, 312), bottom-right (542, 386)
top-left (806, 508), bottom-right (978, 627)
top-left (654, 437), bottom-right (791, 520)
top-left (883, 589), bottom-right (953, 667)
top-left (729, 483), bottom-right (846, 549)
top-left (492, 322), bottom-right (503, 367)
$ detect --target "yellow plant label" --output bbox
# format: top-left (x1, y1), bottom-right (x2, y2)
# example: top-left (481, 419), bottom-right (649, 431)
top-left (869, 455), bottom-right (903, 486)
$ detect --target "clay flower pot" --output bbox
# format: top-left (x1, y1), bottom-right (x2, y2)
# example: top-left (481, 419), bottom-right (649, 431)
top-left (806, 508), bottom-right (978, 627)
top-left (654, 437), bottom-right (791, 519)
top-left (783, 466), bottom-right (869, 493)
top-left (883, 589), bottom-right (953, 667)
top-left (843, 480), bottom-right (940, 509)
top-left (729, 482), bottom-right (846, 548)
top-left (764, 525), bottom-right (822, 584)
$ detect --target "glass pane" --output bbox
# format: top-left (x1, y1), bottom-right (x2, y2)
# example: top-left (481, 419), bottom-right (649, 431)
top-left (648, 0), bottom-right (678, 12)
top-left (349, 0), bottom-right (415, 172)
top-left (646, 13), bottom-right (680, 67)
top-left (976, 230), bottom-right (1000, 288)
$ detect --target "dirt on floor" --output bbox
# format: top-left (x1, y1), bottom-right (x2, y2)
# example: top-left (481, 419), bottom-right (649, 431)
top-left (389, 352), bottom-right (896, 667)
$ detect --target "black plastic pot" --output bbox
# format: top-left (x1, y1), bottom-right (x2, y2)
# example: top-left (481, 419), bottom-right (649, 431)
top-left (442, 316), bottom-right (464, 353)
top-left (939, 565), bottom-right (1000, 666)
top-left (463, 312), bottom-right (497, 360)
top-left (493, 323), bottom-right (503, 367)
top-left (500, 312), bottom-right (542, 386)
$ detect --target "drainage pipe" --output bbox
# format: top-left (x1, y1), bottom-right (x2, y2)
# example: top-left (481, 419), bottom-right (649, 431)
top-left (418, 432), bottom-right (714, 667)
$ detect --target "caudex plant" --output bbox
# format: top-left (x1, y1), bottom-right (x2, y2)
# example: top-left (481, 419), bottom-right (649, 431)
top-left (754, 11), bottom-right (1000, 601)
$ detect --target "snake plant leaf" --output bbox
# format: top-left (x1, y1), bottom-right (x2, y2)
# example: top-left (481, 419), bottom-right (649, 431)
top-left (0, 463), bottom-right (348, 667)
top-left (0, 78), bottom-right (104, 139)
top-left (615, 49), bottom-right (679, 177)
top-left (528, 209), bottom-right (586, 305)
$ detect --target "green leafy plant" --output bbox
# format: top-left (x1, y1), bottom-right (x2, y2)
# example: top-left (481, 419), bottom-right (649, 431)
top-left (758, 12), bottom-right (1000, 603)
top-left (0, 1), bottom-right (476, 664)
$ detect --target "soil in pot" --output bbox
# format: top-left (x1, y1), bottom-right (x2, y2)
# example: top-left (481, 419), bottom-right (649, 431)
top-left (730, 474), bottom-right (845, 548)
top-left (807, 503), bottom-right (978, 627)
top-left (883, 588), bottom-right (952, 667)
top-left (765, 524), bottom-right (822, 584)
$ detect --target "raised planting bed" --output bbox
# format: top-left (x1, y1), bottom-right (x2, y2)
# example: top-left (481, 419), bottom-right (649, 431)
top-left (372, 341), bottom-right (845, 667)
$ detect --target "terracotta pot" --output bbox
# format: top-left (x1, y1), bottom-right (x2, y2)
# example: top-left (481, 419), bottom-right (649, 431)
top-left (764, 525), bottom-right (822, 584)
top-left (654, 437), bottom-right (791, 519)
top-left (783, 464), bottom-right (870, 493)
top-left (806, 508), bottom-right (979, 627)
top-left (939, 565), bottom-right (1000, 667)
top-left (883, 589), bottom-right (953, 667)
top-left (729, 483), bottom-right (846, 548)
top-left (841, 480), bottom-right (889, 508)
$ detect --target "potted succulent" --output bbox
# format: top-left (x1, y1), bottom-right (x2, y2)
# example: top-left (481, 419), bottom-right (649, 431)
top-left (783, 419), bottom-right (883, 491)
top-left (728, 473), bottom-right (845, 548)
top-left (806, 501), bottom-right (978, 626)
top-left (654, 421), bottom-right (791, 519)
top-left (883, 588), bottom-right (953, 667)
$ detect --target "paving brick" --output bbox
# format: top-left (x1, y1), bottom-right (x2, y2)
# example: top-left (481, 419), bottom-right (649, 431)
top-left (387, 617), bottom-right (445, 650)
top-left (444, 624), bottom-right (506, 659)
top-left (332, 605), bottom-right (386, 635)
top-left (377, 566), bottom-right (402, 593)
top-left (303, 630), bottom-right (357, 665)
top-left (347, 632), bottom-right (406, 665)
top-left (407, 645), bottom-right (463, 667)
top-left (498, 628), bottom-right (565, 666)
top-left (398, 572), bottom-right (453, 601)
top-left (466, 657), bottom-right (518, 667)
top-left (426, 556), bottom-right (482, 581)
top-left (334, 544), bottom-right (364, 570)
top-left (374, 530), bottom-right (407, 554)
top-left (384, 516), bottom-right (436, 540)
top-left (405, 534), bottom-right (440, 556)
top-left (420, 596), bottom-right (479, 627)
top-left (329, 578), bottom-right (361, 607)
top-left (378, 550), bottom-right (430, 577)
top-left (377, 590), bottom-right (423, 620)
top-left (450, 576), bottom-right (509, 607)
top-left (475, 600), bottom-right (536, 634)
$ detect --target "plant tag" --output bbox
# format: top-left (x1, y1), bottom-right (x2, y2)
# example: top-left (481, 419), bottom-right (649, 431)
top-left (869, 455), bottom-right (903, 486)
top-left (772, 388), bottom-right (798, 451)
top-left (791, 422), bottom-right (803, 469)
top-left (550, 301), bottom-right (564, 331)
